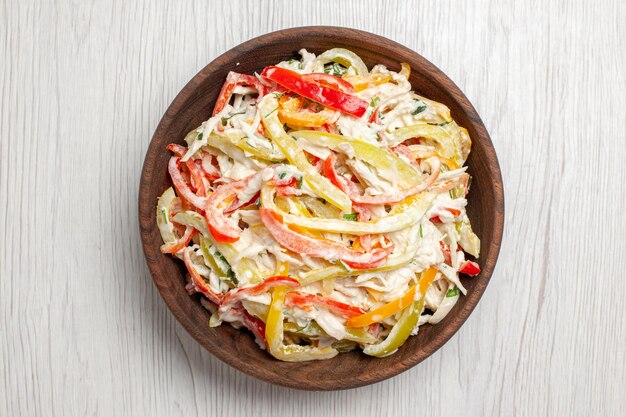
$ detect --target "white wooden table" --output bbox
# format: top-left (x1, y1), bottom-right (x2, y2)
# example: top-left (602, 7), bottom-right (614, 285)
top-left (2, 0), bottom-right (625, 415)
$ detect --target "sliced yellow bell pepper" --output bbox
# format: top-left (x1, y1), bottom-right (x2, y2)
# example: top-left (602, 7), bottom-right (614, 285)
top-left (283, 321), bottom-right (379, 345)
top-left (300, 196), bottom-right (342, 219)
top-left (265, 285), bottom-right (338, 361)
top-left (261, 184), bottom-right (436, 235)
top-left (259, 95), bottom-right (352, 212)
top-left (298, 246), bottom-right (421, 286)
top-left (342, 73), bottom-right (391, 92)
top-left (346, 267), bottom-right (437, 328)
top-left (218, 131), bottom-right (286, 162)
top-left (277, 96), bottom-right (336, 127)
top-left (291, 130), bottom-right (422, 189)
top-left (278, 108), bottom-right (336, 127)
top-left (456, 217), bottom-right (481, 258)
top-left (362, 296), bottom-right (424, 357)
top-left (390, 123), bottom-right (467, 166)
top-left (361, 267), bottom-right (438, 357)
top-left (286, 196), bottom-right (312, 217)
top-left (345, 285), bottom-right (416, 328)
top-left (275, 196), bottom-right (325, 239)
top-left (276, 260), bottom-right (289, 276)
top-left (399, 63), bottom-right (411, 80)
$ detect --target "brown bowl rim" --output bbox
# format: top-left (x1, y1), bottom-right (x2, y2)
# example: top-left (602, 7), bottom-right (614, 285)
top-left (139, 26), bottom-right (504, 390)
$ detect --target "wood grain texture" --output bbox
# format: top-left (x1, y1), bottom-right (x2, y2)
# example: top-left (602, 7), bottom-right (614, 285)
top-left (1, 0), bottom-right (624, 415)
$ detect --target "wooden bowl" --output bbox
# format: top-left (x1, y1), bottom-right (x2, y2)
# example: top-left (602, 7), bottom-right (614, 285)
top-left (139, 26), bottom-right (504, 390)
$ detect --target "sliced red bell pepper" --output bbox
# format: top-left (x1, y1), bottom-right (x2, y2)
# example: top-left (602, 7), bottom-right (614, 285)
top-left (368, 107), bottom-right (380, 124)
top-left (323, 152), bottom-right (441, 205)
top-left (185, 159), bottom-right (207, 196)
top-left (213, 71), bottom-right (267, 116)
top-left (261, 66), bottom-right (368, 117)
top-left (390, 144), bottom-right (420, 169)
top-left (440, 241), bottom-right (452, 264)
top-left (230, 306), bottom-right (268, 347)
top-left (221, 275), bottom-right (299, 307)
top-left (440, 241), bottom-right (480, 275)
top-left (284, 291), bottom-right (365, 319)
top-left (200, 153), bottom-right (221, 181)
top-left (459, 260), bottom-right (481, 276)
top-left (430, 173), bottom-right (469, 194)
top-left (301, 73), bottom-right (355, 93)
top-left (169, 144), bottom-right (217, 192)
top-left (167, 143), bottom-right (188, 157)
top-left (430, 208), bottom-right (462, 224)
top-left (352, 205), bottom-right (373, 251)
top-left (259, 208), bottom-right (391, 269)
top-left (168, 157), bottom-right (208, 211)
top-left (205, 172), bottom-right (263, 243)
top-left (183, 247), bottom-right (223, 304)
top-left (446, 208), bottom-right (462, 217)
top-left (160, 226), bottom-right (196, 254)
top-left (223, 191), bottom-right (261, 215)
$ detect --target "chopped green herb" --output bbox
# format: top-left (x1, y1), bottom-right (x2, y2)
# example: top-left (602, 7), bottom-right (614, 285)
top-left (343, 213), bottom-right (358, 221)
top-left (297, 176), bottom-right (303, 189)
top-left (227, 268), bottom-right (238, 285)
top-left (220, 110), bottom-right (247, 126)
top-left (245, 138), bottom-right (257, 149)
top-left (255, 198), bottom-right (261, 208)
top-left (197, 132), bottom-right (203, 141)
top-left (428, 120), bottom-right (451, 126)
top-left (375, 132), bottom-right (382, 142)
top-left (214, 250), bottom-right (227, 265)
top-left (370, 97), bottom-right (380, 107)
top-left (419, 224), bottom-right (423, 238)
top-left (273, 92), bottom-right (284, 99)
top-left (161, 209), bottom-right (168, 224)
top-left (278, 172), bottom-right (287, 179)
top-left (446, 287), bottom-right (459, 298)
top-left (335, 259), bottom-right (351, 271)
top-left (324, 62), bottom-right (345, 76)
top-left (265, 107), bottom-right (278, 118)
top-left (212, 249), bottom-right (238, 285)
top-left (412, 99), bottom-right (427, 115)
top-left (290, 135), bottom-right (298, 141)
top-left (294, 323), bottom-right (309, 332)
top-left (287, 58), bottom-right (303, 70)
